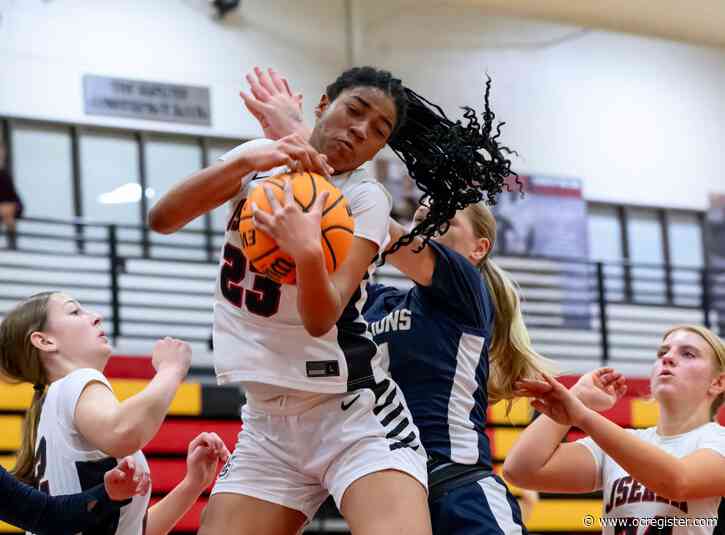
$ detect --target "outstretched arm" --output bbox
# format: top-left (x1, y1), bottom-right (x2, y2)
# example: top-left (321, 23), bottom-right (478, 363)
top-left (503, 368), bottom-right (626, 493)
top-left (511, 372), bottom-right (725, 500)
top-left (0, 459), bottom-right (149, 535)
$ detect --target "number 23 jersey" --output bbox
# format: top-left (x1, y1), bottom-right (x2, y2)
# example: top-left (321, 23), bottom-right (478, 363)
top-left (213, 139), bottom-right (392, 393)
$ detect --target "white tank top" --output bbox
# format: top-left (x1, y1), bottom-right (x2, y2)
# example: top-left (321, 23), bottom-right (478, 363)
top-left (212, 139), bottom-right (393, 393)
top-left (34, 368), bottom-right (150, 535)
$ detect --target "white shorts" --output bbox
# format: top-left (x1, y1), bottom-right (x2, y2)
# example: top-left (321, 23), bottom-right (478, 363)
top-left (211, 381), bottom-right (428, 520)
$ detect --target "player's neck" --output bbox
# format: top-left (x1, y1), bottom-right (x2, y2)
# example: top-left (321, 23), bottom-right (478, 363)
top-left (656, 401), bottom-right (711, 436)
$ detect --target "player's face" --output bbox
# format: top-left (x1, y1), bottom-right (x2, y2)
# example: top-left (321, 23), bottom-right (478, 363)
top-left (42, 293), bottom-right (112, 364)
top-left (413, 206), bottom-right (488, 265)
top-left (311, 87), bottom-right (396, 174)
top-left (651, 329), bottom-right (722, 406)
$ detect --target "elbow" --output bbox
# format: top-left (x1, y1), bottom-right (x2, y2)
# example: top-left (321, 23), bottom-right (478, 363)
top-left (147, 205), bottom-right (175, 234)
top-left (104, 427), bottom-right (145, 458)
top-left (658, 473), bottom-right (689, 502)
top-left (502, 457), bottom-right (528, 488)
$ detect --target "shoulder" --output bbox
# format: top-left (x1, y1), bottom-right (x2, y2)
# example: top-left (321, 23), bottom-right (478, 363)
top-left (217, 138), bottom-right (275, 162)
top-left (53, 368), bottom-right (112, 401)
top-left (338, 168), bottom-right (392, 207)
top-left (698, 422), bottom-right (725, 440)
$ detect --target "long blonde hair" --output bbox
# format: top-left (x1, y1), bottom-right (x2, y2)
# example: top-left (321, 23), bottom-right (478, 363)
top-left (465, 202), bottom-right (556, 405)
top-left (662, 324), bottom-right (725, 420)
top-left (0, 292), bottom-right (55, 484)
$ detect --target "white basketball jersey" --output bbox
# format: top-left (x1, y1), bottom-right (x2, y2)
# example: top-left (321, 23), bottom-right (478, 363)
top-left (577, 422), bottom-right (725, 534)
top-left (212, 139), bottom-right (393, 393)
top-left (33, 368), bottom-right (149, 535)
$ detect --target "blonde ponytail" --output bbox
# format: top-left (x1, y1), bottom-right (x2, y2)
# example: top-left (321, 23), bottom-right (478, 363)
top-left (0, 292), bottom-right (55, 484)
top-left (481, 259), bottom-right (556, 404)
top-left (465, 203), bottom-right (556, 409)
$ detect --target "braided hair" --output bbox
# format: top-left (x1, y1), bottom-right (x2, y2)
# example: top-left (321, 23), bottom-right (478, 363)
top-left (325, 68), bottom-right (516, 261)
top-left (383, 77), bottom-right (517, 261)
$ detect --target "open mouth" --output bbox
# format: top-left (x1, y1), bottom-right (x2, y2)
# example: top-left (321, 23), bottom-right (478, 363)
top-left (659, 370), bottom-right (674, 377)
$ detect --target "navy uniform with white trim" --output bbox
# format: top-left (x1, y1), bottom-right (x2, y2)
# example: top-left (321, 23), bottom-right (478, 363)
top-left (364, 240), bottom-right (527, 534)
top-left (211, 139), bottom-right (427, 523)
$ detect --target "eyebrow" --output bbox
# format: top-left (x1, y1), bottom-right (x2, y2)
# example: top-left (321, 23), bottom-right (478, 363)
top-left (63, 299), bottom-right (80, 308)
top-left (353, 96), bottom-right (394, 131)
top-left (657, 344), bottom-right (701, 355)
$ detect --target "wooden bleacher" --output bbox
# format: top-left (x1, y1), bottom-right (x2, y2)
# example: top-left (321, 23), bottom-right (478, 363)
top-left (3, 357), bottom-right (722, 533)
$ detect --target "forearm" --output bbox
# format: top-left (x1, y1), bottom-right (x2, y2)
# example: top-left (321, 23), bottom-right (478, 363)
top-left (385, 218), bottom-right (435, 285)
top-left (578, 410), bottom-right (684, 498)
top-left (145, 479), bottom-right (203, 535)
top-left (295, 244), bottom-right (342, 336)
top-left (503, 414), bottom-right (571, 484)
top-left (0, 467), bottom-right (114, 534)
top-left (113, 368), bottom-right (185, 454)
top-left (148, 155), bottom-right (255, 234)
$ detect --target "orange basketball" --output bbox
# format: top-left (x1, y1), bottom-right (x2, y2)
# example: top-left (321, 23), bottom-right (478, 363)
top-left (239, 172), bottom-right (355, 285)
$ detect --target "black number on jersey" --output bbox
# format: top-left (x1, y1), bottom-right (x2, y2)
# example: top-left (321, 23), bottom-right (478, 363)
top-left (220, 243), bottom-right (281, 317)
top-left (34, 436), bottom-right (49, 494)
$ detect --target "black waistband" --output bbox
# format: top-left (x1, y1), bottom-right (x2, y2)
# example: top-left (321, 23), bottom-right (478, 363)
top-left (427, 459), bottom-right (492, 503)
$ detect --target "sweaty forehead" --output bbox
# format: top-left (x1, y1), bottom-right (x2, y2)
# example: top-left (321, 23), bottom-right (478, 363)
top-left (339, 86), bottom-right (397, 127)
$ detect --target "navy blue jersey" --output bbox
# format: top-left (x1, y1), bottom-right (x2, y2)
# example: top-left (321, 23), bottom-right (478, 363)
top-left (363, 241), bottom-right (495, 468)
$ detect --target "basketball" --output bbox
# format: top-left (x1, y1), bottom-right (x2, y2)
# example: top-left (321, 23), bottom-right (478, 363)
top-left (239, 172), bottom-right (355, 285)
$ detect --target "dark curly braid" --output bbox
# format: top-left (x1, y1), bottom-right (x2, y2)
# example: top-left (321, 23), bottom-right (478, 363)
top-left (382, 76), bottom-right (517, 262)
top-left (324, 68), bottom-right (516, 262)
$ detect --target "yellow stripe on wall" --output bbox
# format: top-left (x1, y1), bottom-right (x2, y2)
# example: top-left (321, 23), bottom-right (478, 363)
top-left (1, 379), bottom-right (202, 415)
top-left (492, 427), bottom-right (521, 459)
top-left (0, 455), bottom-right (16, 470)
top-left (0, 521), bottom-right (23, 533)
top-left (0, 416), bottom-right (22, 451)
top-left (526, 499), bottom-right (602, 531)
top-left (631, 398), bottom-right (659, 428)
top-left (111, 380), bottom-right (201, 416)
top-left (490, 398), bottom-right (531, 425)
top-left (0, 383), bottom-right (33, 411)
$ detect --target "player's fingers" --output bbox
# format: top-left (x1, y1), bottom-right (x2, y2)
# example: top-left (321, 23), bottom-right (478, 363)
top-left (255, 66), bottom-right (277, 96)
top-left (136, 473), bottom-right (151, 495)
top-left (311, 190), bottom-right (329, 214)
top-left (251, 202), bottom-right (274, 231)
top-left (283, 178), bottom-right (295, 207)
top-left (264, 184), bottom-right (283, 211)
top-left (246, 72), bottom-right (271, 102)
top-left (268, 68), bottom-right (287, 94)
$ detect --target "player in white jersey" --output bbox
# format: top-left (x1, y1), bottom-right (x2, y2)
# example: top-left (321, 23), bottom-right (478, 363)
top-left (0, 292), bottom-right (230, 535)
top-left (150, 65), bottom-right (505, 535)
top-left (151, 66), bottom-right (433, 535)
top-left (504, 325), bottom-right (725, 534)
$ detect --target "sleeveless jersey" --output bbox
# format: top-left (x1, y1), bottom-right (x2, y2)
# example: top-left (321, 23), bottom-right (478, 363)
top-left (34, 368), bottom-right (149, 535)
top-left (363, 240), bottom-right (496, 467)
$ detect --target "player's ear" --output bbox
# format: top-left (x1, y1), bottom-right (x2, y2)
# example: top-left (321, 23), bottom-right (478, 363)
top-left (30, 331), bottom-right (58, 353)
top-left (471, 237), bottom-right (491, 264)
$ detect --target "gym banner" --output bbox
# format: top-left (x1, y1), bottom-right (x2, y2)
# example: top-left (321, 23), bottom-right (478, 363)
top-left (491, 175), bottom-right (591, 328)
top-left (83, 75), bottom-right (211, 126)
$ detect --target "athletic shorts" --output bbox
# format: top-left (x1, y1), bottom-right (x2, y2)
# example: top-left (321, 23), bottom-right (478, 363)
top-left (212, 382), bottom-right (428, 520)
top-left (429, 473), bottom-right (527, 535)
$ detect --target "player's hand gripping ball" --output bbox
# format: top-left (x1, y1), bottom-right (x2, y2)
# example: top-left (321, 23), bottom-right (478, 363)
top-left (239, 172), bottom-right (355, 284)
